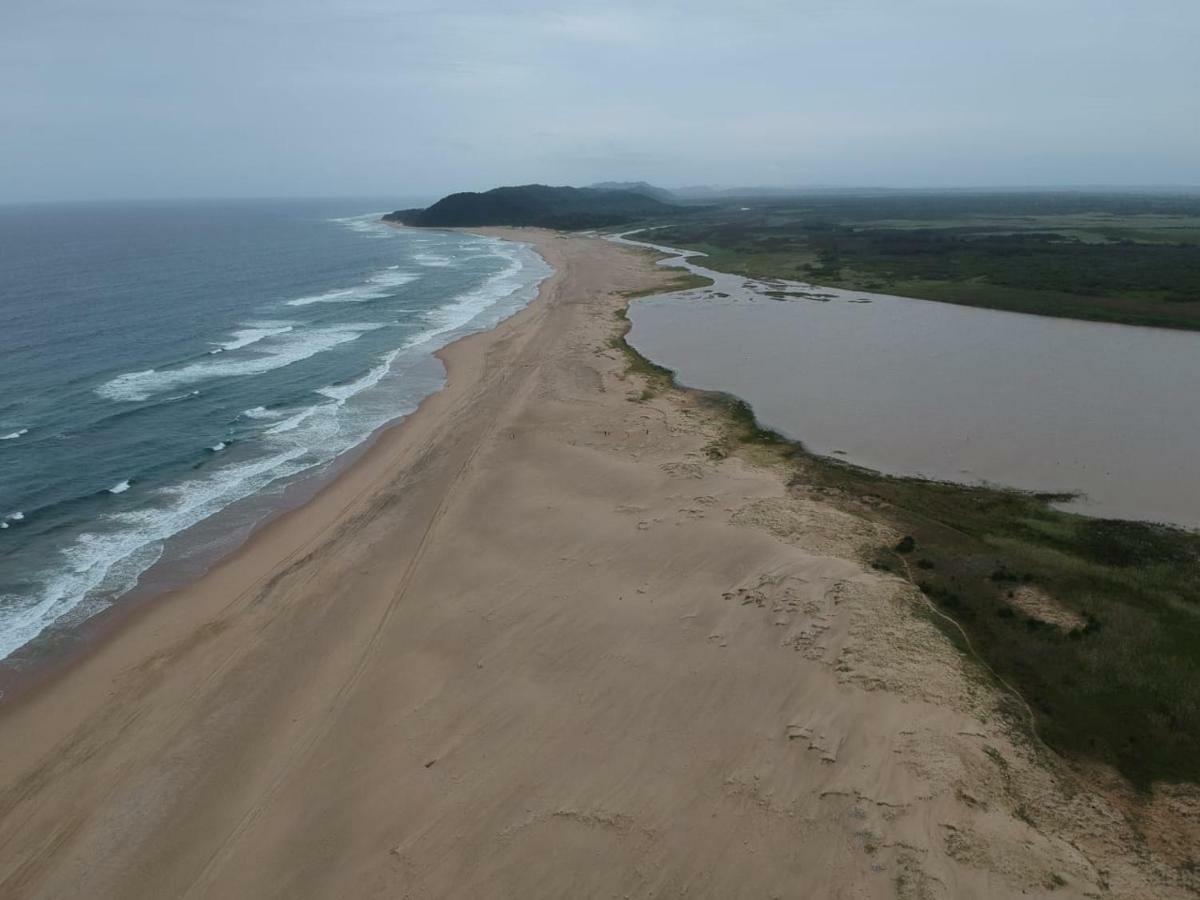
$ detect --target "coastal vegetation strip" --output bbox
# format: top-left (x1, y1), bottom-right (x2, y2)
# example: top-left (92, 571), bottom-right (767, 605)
top-left (630, 191), bottom-right (1200, 330)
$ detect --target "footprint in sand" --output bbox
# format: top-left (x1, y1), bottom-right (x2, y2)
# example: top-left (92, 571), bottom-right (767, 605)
top-left (785, 722), bottom-right (842, 763)
top-left (660, 461), bottom-right (705, 479)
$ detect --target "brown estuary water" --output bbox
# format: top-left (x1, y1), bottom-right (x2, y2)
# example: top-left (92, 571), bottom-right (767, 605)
top-left (615, 234), bottom-right (1200, 530)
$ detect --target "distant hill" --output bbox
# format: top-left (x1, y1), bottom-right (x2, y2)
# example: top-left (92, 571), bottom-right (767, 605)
top-left (674, 185), bottom-right (898, 201)
top-left (587, 181), bottom-right (677, 203)
top-left (384, 184), bottom-right (679, 230)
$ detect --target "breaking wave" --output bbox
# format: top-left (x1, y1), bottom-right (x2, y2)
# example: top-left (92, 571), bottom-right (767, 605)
top-left (97, 323), bottom-right (383, 402)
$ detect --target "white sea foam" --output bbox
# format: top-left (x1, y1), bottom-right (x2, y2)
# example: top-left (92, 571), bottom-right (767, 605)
top-left (249, 350), bottom-right (405, 463)
top-left (285, 288), bottom-right (355, 307)
top-left (285, 269), bottom-right (418, 307)
top-left (97, 323), bottom-right (383, 402)
top-left (108, 480), bottom-right (131, 494)
top-left (259, 240), bottom-right (548, 470)
top-left (413, 253), bottom-right (453, 267)
top-left (330, 213), bottom-right (393, 239)
top-left (210, 323), bottom-right (295, 353)
top-left (5, 511), bottom-right (24, 522)
top-left (242, 406), bottom-right (281, 420)
top-left (0, 447), bottom-right (309, 658)
top-left (209, 442), bottom-right (227, 452)
top-left (316, 349), bottom-right (400, 403)
top-left (401, 241), bottom-right (549, 352)
top-left (1, 429), bottom-right (28, 440)
top-left (264, 407), bottom-right (321, 435)
top-left (1, 233), bottom-right (552, 661)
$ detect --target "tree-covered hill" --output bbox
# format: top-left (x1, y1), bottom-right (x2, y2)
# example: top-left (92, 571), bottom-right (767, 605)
top-left (385, 184), bottom-right (679, 230)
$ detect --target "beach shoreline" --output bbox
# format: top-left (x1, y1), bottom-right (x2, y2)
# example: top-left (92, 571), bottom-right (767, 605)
top-left (0, 226), bottom-right (550, 705)
top-left (0, 229), bottom-right (1193, 899)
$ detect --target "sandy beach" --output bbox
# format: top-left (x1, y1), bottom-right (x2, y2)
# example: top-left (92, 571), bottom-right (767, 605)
top-left (0, 230), bottom-right (1194, 899)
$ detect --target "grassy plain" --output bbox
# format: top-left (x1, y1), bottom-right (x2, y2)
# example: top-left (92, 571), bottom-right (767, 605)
top-left (635, 191), bottom-right (1200, 329)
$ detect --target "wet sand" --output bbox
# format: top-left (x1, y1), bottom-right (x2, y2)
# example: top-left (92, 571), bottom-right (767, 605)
top-left (0, 230), bottom-right (1194, 899)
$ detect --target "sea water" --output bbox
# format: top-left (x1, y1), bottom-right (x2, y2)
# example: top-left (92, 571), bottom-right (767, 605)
top-left (0, 200), bottom-right (550, 659)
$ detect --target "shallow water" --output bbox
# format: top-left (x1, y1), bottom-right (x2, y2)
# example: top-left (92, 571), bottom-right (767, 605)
top-left (618, 234), bottom-right (1200, 530)
top-left (0, 200), bottom-right (550, 659)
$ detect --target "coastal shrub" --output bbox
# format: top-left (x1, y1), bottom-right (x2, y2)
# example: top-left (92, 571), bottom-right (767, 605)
top-left (788, 447), bottom-right (1200, 789)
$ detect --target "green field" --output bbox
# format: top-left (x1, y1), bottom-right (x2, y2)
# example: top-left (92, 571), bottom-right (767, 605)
top-left (634, 191), bottom-right (1200, 330)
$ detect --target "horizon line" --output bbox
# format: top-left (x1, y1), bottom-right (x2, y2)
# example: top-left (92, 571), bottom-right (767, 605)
top-left (4, 183), bottom-right (1200, 207)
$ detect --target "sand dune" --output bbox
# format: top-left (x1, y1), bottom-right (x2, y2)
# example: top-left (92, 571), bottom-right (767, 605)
top-left (0, 230), bottom-right (1192, 899)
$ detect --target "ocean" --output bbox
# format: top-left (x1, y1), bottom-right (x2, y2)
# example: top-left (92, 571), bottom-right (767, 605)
top-left (0, 199), bottom-right (550, 661)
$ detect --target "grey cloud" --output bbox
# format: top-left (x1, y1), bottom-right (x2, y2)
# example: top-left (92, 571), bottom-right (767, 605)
top-left (1, 0), bottom-right (1196, 201)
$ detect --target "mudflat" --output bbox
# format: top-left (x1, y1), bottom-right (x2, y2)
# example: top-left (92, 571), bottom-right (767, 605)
top-left (0, 230), bottom-right (1193, 899)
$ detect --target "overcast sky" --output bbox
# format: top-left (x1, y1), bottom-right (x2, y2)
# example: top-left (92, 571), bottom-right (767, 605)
top-left (2, 0), bottom-right (1197, 202)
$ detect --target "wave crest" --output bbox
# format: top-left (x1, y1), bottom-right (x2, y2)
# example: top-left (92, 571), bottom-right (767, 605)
top-left (97, 323), bottom-right (383, 402)
top-left (285, 269), bottom-right (418, 307)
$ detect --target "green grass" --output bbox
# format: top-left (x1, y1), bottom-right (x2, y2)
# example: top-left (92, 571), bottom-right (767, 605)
top-left (640, 192), bottom-right (1200, 330)
top-left (879, 280), bottom-right (1200, 330)
top-left (790, 450), bottom-right (1200, 790)
top-left (619, 268), bottom-right (712, 300)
